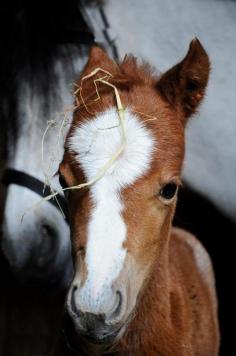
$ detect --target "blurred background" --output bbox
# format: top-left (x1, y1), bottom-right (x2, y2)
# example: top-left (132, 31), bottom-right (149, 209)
top-left (105, 0), bottom-right (236, 221)
top-left (0, 0), bottom-right (235, 355)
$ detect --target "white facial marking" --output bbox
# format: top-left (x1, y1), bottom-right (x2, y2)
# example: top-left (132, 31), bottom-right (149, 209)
top-left (68, 107), bottom-right (155, 313)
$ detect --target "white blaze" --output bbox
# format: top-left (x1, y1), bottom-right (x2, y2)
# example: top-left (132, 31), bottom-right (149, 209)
top-left (68, 107), bottom-right (155, 313)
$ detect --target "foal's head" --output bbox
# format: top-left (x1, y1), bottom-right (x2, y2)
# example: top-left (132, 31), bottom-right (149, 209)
top-left (59, 39), bottom-right (210, 343)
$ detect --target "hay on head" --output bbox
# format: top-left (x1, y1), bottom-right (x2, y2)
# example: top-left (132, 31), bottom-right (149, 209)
top-left (67, 68), bottom-right (127, 190)
top-left (22, 61), bottom-right (159, 221)
top-left (21, 67), bottom-right (128, 221)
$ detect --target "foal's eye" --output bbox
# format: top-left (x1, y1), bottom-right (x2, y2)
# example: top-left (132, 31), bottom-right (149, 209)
top-left (59, 175), bottom-right (68, 190)
top-left (159, 182), bottom-right (178, 200)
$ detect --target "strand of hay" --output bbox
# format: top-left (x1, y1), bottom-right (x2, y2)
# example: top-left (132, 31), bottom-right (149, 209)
top-left (40, 119), bottom-right (64, 216)
top-left (21, 68), bottom-right (127, 220)
top-left (46, 69), bottom-right (127, 195)
top-left (21, 108), bottom-right (74, 222)
top-left (132, 110), bottom-right (157, 123)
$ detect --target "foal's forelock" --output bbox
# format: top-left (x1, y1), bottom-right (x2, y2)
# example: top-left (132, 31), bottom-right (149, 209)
top-left (68, 107), bottom-right (155, 312)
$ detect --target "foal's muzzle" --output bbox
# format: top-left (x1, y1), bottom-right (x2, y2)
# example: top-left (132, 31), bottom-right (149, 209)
top-left (67, 287), bottom-right (124, 343)
top-left (70, 311), bottom-right (121, 344)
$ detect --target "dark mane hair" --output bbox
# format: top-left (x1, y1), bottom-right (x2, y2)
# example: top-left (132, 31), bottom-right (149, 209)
top-left (0, 0), bottom-right (102, 146)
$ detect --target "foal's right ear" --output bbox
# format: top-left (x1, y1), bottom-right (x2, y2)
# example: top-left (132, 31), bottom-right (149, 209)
top-left (82, 45), bottom-right (118, 76)
top-left (156, 38), bottom-right (210, 124)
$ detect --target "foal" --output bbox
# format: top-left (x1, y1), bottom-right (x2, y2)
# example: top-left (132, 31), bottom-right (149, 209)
top-left (58, 40), bottom-right (219, 355)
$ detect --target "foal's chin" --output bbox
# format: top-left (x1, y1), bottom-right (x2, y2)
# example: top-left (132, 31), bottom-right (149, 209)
top-left (63, 311), bottom-right (127, 356)
top-left (66, 306), bottom-right (128, 346)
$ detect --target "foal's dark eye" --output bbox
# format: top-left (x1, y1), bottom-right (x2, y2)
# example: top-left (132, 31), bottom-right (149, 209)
top-left (59, 175), bottom-right (68, 190)
top-left (159, 182), bottom-right (178, 200)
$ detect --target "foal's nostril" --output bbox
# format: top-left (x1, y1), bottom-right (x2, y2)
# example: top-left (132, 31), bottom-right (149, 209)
top-left (71, 285), bottom-right (81, 317)
top-left (114, 290), bottom-right (123, 316)
top-left (108, 290), bottom-right (123, 321)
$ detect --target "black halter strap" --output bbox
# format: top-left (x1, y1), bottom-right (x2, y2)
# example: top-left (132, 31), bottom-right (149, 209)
top-left (2, 168), bottom-right (69, 223)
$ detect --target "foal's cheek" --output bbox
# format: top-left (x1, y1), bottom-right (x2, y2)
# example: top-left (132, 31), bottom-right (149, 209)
top-left (141, 201), bottom-right (174, 253)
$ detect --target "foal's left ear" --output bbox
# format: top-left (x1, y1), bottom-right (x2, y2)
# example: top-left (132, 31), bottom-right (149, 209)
top-left (156, 38), bottom-right (210, 124)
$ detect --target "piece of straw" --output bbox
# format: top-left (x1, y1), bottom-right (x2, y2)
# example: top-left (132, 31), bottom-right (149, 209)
top-left (21, 67), bottom-right (127, 220)
top-left (63, 70), bottom-right (127, 191)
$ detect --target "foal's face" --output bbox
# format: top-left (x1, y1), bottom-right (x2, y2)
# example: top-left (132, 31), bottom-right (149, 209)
top-left (60, 39), bottom-right (210, 343)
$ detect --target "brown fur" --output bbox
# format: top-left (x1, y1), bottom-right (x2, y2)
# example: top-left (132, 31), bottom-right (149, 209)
top-left (116, 228), bottom-right (219, 355)
top-left (58, 39), bottom-right (219, 355)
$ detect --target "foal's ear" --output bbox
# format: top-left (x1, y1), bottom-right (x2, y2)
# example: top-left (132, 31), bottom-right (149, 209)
top-left (156, 38), bottom-right (210, 124)
top-left (82, 45), bottom-right (118, 76)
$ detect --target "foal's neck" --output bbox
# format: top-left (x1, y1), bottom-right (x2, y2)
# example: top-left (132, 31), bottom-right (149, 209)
top-left (119, 237), bottom-right (172, 353)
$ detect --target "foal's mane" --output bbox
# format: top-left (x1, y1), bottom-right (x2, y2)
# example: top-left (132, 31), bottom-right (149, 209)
top-left (118, 55), bottom-right (158, 85)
